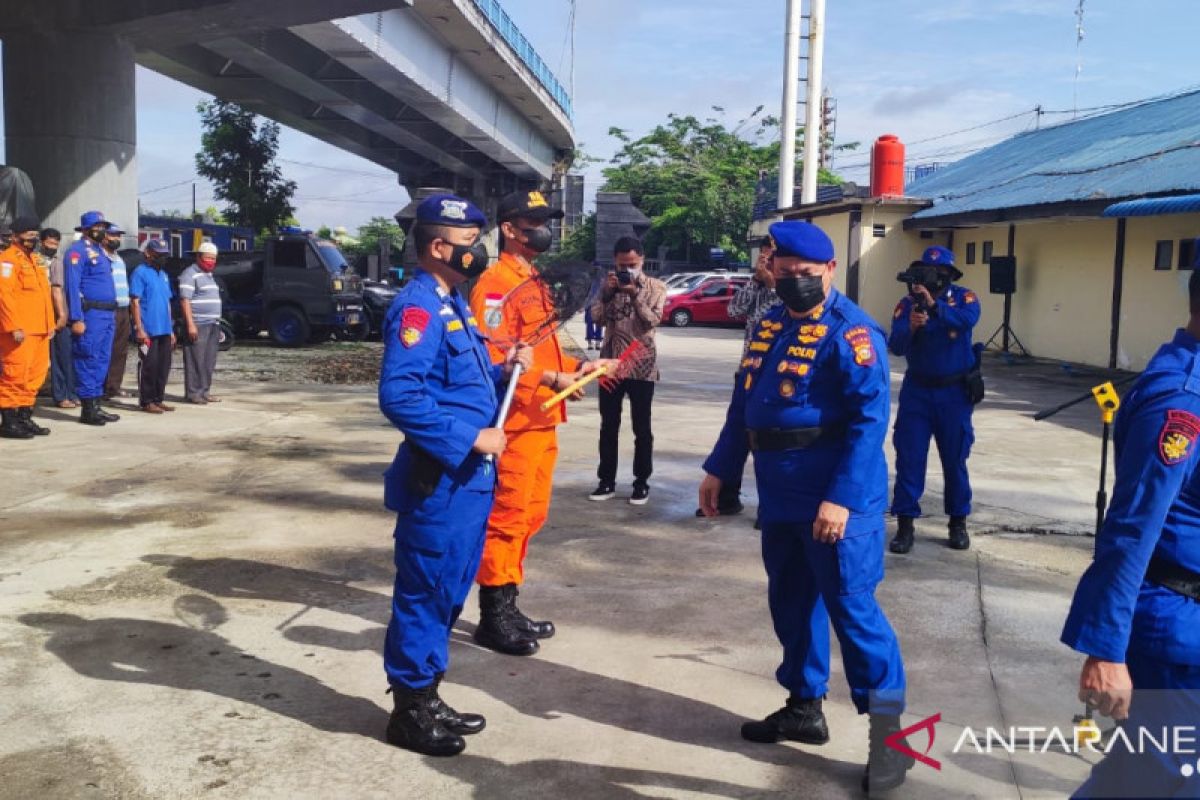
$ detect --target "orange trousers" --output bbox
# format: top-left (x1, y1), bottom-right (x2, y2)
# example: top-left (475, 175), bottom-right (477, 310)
top-left (0, 333), bottom-right (50, 408)
top-left (476, 427), bottom-right (559, 587)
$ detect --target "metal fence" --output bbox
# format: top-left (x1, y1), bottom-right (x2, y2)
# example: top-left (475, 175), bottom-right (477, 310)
top-left (468, 0), bottom-right (574, 120)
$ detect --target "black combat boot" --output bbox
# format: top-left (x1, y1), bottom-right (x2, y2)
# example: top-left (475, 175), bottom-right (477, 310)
top-left (18, 407), bottom-right (50, 436)
top-left (0, 408), bottom-right (34, 439)
top-left (948, 516), bottom-right (970, 550)
top-left (889, 516), bottom-right (915, 554)
top-left (741, 696), bottom-right (830, 745)
top-left (429, 673), bottom-right (485, 735)
top-left (505, 584), bottom-right (555, 639)
top-left (96, 401), bottom-right (121, 423)
top-left (79, 398), bottom-right (106, 426)
top-left (385, 683), bottom-right (466, 756)
top-left (862, 713), bottom-right (915, 794)
top-left (474, 585), bottom-right (539, 656)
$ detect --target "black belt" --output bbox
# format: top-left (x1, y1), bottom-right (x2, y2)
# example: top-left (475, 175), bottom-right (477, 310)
top-left (82, 300), bottom-right (117, 312)
top-left (1146, 555), bottom-right (1200, 602)
top-left (747, 424), bottom-right (844, 452)
top-left (909, 371), bottom-right (969, 389)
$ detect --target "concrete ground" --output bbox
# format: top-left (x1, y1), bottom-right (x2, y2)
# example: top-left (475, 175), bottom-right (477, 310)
top-left (0, 318), bottom-right (1129, 799)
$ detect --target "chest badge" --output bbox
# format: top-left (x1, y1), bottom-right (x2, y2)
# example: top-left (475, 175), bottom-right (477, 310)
top-left (779, 379), bottom-right (796, 399)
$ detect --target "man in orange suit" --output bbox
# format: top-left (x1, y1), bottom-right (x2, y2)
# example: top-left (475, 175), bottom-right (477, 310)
top-left (468, 190), bottom-right (610, 656)
top-left (0, 216), bottom-right (55, 438)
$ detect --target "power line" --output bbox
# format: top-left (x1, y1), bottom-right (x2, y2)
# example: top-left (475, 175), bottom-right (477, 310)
top-left (278, 158), bottom-right (397, 179)
top-left (140, 178), bottom-right (199, 196)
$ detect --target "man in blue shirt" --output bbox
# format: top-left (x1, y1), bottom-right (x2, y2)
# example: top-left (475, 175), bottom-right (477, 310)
top-left (1062, 266), bottom-right (1200, 797)
top-left (379, 194), bottom-right (530, 757)
top-left (129, 240), bottom-right (175, 414)
top-left (887, 246), bottom-right (981, 553)
top-left (699, 221), bottom-right (911, 793)
top-left (64, 211), bottom-right (120, 426)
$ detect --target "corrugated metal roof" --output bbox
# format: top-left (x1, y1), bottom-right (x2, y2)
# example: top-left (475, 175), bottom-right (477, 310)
top-left (1102, 193), bottom-right (1200, 217)
top-left (908, 89), bottom-right (1200, 221)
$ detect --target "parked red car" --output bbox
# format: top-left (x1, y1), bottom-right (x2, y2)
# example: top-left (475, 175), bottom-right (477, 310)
top-left (662, 276), bottom-right (749, 327)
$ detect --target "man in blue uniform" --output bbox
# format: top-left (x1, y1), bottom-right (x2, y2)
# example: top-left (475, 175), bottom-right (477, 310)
top-left (1062, 266), bottom-right (1200, 798)
top-left (379, 194), bottom-right (530, 757)
top-left (64, 211), bottom-right (120, 426)
top-left (887, 246), bottom-right (981, 553)
top-left (699, 221), bottom-right (912, 793)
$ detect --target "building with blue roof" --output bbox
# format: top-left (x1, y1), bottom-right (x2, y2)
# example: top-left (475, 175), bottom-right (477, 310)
top-left (768, 88), bottom-right (1200, 371)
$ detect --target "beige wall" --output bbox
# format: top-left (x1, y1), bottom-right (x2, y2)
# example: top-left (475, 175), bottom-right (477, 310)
top-left (1117, 214), bottom-right (1200, 369)
top-left (770, 204), bottom-right (1200, 370)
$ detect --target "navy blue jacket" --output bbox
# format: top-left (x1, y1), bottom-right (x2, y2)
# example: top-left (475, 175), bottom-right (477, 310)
top-left (889, 284), bottom-right (980, 378)
top-left (1062, 329), bottom-right (1200, 664)
top-left (704, 289), bottom-right (890, 531)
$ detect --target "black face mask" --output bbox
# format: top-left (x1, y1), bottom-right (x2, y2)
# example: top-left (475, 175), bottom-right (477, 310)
top-left (520, 226), bottom-right (552, 254)
top-left (775, 275), bottom-right (826, 314)
top-left (41, 247), bottom-right (58, 258)
top-left (441, 241), bottom-right (490, 279)
top-left (86, 227), bottom-right (107, 244)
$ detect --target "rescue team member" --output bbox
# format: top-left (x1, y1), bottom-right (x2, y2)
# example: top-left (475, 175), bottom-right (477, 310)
top-left (102, 222), bottom-right (133, 401)
top-left (590, 236), bottom-right (668, 505)
top-left (468, 190), bottom-right (610, 656)
top-left (64, 211), bottom-right (120, 426)
top-left (0, 216), bottom-right (54, 439)
top-left (887, 246), bottom-right (981, 553)
top-left (698, 221), bottom-right (912, 794)
top-left (1062, 266), bottom-right (1200, 798)
top-left (129, 240), bottom-right (176, 414)
top-left (379, 193), bottom-right (531, 756)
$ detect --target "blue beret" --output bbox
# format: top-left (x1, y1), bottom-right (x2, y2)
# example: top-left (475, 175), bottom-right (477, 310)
top-left (415, 193), bottom-right (487, 228)
top-left (920, 246), bottom-right (955, 267)
top-left (768, 221), bottom-right (835, 262)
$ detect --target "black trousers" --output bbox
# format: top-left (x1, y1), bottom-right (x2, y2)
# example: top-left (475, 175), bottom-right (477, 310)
top-left (598, 379), bottom-right (655, 487)
top-left (138, 334), bottom-right (172, 406)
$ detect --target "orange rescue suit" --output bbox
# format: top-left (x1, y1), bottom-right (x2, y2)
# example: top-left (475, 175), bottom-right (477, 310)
top-left (0, 244), bottom-right (54, 408)
top-left (470, 251), bottom-right (580, 586)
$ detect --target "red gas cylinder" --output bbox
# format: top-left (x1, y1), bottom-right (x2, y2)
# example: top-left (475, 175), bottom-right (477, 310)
top-left (870, 134), bottom-right (905, 198)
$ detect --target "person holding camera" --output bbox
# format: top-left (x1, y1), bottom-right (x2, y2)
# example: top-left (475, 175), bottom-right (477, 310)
top-left (589, 236), bottom-right (667, 505)
top-left (888, 245), bottom-right (982, 553)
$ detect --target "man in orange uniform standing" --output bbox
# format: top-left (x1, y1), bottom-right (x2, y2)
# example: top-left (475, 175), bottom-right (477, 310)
top-left (469, 190), bottom-right (609, 656)
top-left (0, 216), bottom-right (55, 439)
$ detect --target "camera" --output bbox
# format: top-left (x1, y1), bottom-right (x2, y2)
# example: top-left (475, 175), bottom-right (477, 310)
top-left (617, 270), bottom-right (633, 286)
top-left (896, 262), bottom-right (943, 311)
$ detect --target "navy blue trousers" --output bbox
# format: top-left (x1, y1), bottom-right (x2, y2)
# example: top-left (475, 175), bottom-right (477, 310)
top-left (891, 379), bottom-right (974, 518)
top-left (71, 309), bottom-right (114, 400)
top-left (384, 482), bottom-right (492, 689)
top-left (761, 522), bottom-right (906, 715)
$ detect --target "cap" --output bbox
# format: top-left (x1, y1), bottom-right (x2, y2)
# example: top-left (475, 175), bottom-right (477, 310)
top-left (105, 221), bottom-right (126, 235)
top-left (144, 239), bottom-right (169, 254)
top-left (198, 242), bottom-right (219, 256)
top-left (9, 215), bottom-right (39, 235)
top-left (767, 221), bottom-right (835, 262)
top-left (414, 194), bottom-right (487, 228)
top-left (497, 190), bottom-right (564, 223)
top-left (920, 245), bottom-right (963, 279)
top-left (75, 210), bottom-right (107, 231)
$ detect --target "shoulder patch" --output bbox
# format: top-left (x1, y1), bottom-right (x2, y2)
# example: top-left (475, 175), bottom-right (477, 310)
top-left (0, 263), bottom-right (11, 279)
top-left (894, 300), bottom-right (906, 319)
top-left (399, 306), bottom-right (432, 348)
top-left (844, 325), bottom-right (877, 367)
top-left (964, 291), bottom-right (978, 304)
top-left (69, 251), bottom-right (81, 265)
top-left (1159, 410), bottom-right (1200, 465)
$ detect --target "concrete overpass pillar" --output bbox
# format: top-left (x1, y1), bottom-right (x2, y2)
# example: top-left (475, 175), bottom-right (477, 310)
top-left (3, 32), bottom-right (138, 236)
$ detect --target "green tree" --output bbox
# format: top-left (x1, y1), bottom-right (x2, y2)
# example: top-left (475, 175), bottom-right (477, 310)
top-left (349, 216), bottom-right (405, 261)
top-left (315, 225), bottom-right (333, 240)
top-left (195, 100), bottom-right (297, 235)
top-left (602, 107), bottom-right (847, 262)
top-left (544, 212), bottom-right (596, 264)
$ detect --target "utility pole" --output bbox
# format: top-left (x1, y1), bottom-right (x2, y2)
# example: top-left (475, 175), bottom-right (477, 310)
top-left (800, 0), bottom-right (825, 205)
top-left (777, 0), bottom-right (802, 211)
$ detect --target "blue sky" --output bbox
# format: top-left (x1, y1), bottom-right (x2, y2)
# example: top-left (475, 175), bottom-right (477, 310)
top-left (5, 1), bottom-right (1199, 232)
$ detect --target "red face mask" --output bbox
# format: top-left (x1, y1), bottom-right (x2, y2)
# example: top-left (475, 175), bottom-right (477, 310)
top-left (197, 255), bottom-right (217, 272)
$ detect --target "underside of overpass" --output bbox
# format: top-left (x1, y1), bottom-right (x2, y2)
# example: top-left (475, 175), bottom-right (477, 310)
top-left (0, 0), bottom-right (574, 234)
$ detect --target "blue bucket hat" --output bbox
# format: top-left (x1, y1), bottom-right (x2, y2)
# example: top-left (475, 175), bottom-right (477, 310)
top-left (920, 246), bottom-right (963, 280)
top-left (75, 210), bottom-right (107, 231)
